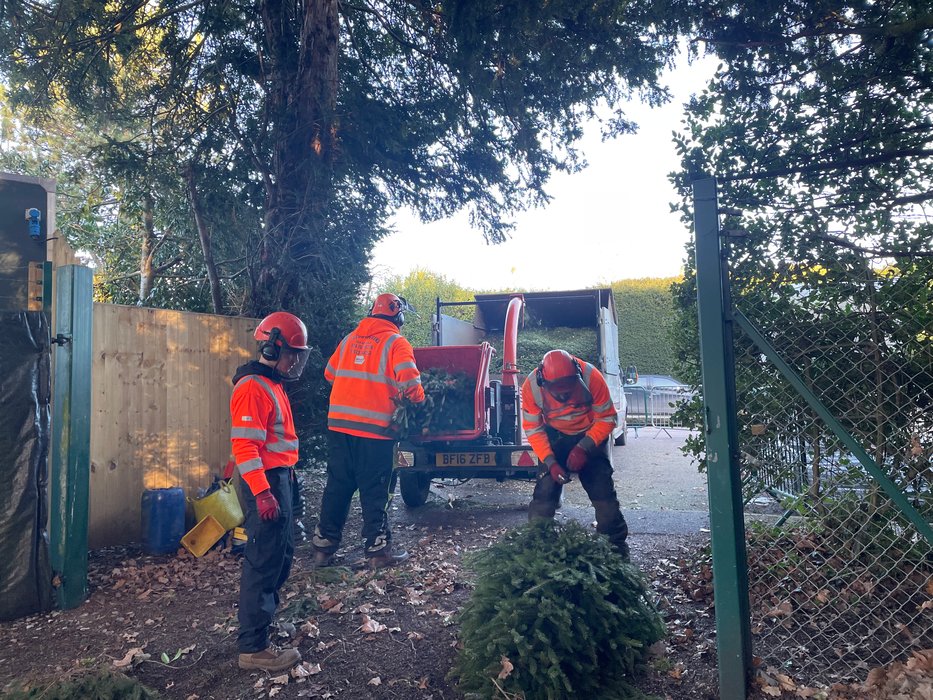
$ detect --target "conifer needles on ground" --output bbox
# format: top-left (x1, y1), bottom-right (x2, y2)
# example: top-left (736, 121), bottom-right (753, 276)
top-left (2, 671), bottom-right (158, 700)
top-left (452, 521), bottom-right (665, 700)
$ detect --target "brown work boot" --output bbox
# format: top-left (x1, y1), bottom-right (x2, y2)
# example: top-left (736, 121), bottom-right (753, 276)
top-left (365, 548), bottom-right (409, 570)
top-left (311, 550), bottom-right (335, 567)
top-left (238, 645), bottom-right (301, 672)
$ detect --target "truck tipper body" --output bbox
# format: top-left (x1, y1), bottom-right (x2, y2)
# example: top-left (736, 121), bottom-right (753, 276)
top-left (394, 288), bottom-right (629, 507)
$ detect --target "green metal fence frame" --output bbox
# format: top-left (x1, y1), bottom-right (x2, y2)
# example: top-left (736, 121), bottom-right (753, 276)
top-left (693, 177), bottom-right (752, 699)
top-left (692, 177), bottom-right (933, 697)
top-left (49, 265), bottom-right (94, 610)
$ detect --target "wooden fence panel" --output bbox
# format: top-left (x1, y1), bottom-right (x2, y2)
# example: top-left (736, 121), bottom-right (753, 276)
top-left (88, 304), bottom-right (257, 547)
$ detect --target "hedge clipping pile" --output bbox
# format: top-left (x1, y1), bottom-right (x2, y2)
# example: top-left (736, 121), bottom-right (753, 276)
top-left (452, 520), bottom-right (665, 700)
top-left (486, 326), bottom-right (600, 376)
top-left (391, 368), bottom-right (475, 437)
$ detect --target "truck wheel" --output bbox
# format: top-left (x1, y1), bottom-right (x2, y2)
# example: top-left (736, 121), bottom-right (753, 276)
top-left (614, 420), bottom-right (628, 447)
top-left (399, 472), bottom-right (431, 507)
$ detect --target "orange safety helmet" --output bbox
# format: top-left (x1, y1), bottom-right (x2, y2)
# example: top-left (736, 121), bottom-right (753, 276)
top-left (369, 293), bottom-right (412, 327)
top-left (537, 350), bottom-right (580, 385)
top-left (254, 312), bottom-right (310, 380)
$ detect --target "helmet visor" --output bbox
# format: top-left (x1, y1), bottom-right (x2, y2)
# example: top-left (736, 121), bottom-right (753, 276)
top-left (276, 346), bottom-right (310, 381)
top-left (543, 375), bottom-right (584, 402)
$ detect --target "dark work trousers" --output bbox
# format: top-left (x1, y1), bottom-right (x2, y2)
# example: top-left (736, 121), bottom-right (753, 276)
top-left (238, 467), bottom-right (294, 654)
top-left (527, 428), bottom-right (629, 553)
top-left (313, 430), bottom-right (396, 556)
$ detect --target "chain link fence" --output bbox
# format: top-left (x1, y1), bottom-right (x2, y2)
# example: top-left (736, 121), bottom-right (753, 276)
top-left (728, 240), bottom-right (933, 685)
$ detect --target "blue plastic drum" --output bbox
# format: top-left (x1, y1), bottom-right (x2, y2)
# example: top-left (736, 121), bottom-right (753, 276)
top-left (140, 487), bottom-right (186, 555)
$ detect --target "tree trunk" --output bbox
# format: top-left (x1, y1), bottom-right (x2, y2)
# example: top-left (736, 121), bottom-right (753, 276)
top-left (253, 0), bottom-right (342, 328)
top-left (186, 165), bottom-right (225, 314)
top-left (139, 191), bottom-right (156, 305)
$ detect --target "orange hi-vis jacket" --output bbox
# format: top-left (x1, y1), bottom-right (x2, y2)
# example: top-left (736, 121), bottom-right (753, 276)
top-left (325, 317), bottom-right (425, 439)
top-left (521, 357), bottom-right (618, 466)
top-left (230, 371), bottom-right (299, 495)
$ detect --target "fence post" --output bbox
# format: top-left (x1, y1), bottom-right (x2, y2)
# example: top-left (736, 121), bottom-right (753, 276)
top-left (49, 265), bottom-right (93, 610)
top-left (693, 178), bottom-right (752, 698)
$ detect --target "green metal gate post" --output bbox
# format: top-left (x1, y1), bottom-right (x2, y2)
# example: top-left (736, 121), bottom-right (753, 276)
top-left (50, 265), bottom-right (93, 609)
top-left (693, 178), bottom-right (752, 698)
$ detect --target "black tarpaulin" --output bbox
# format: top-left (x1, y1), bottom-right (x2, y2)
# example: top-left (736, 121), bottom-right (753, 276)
top-left (0, 311), bottom-right (52, 621)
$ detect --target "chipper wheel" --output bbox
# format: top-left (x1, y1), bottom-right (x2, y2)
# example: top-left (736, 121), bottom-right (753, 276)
top-left (398, 472), bottom-right (431, 507)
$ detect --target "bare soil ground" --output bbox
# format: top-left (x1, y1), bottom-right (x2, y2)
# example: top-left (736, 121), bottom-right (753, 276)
top-left (8, 430), bottom-right (917, 699)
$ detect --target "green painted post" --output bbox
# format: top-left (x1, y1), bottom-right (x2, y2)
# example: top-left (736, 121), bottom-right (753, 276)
top-left (49, 265), bottom-right (93, 609)
top-left (693, 178), bottom-right (752, 699)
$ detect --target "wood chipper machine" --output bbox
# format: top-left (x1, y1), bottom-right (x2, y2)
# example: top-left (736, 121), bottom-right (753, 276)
top-left (394, 295), bottom-right (540, 506)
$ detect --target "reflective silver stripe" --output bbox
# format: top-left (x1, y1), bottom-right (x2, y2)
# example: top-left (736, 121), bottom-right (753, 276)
top-left (581, 361), bottom-right (594, 384)
top-left (266, 439), bottom-right (300, 452)
top-left (578, 436), bottom-right (596, 451)
top-left (336, 336), bottom-right (349, 366)
top-left (593, 401), bottom-right (613, 412)
top-left (380, 334), bottom-right (401, 375)
top-left (231, 426), bottom-right (267, 440)
top-left (333, 368), bottom-right (395, 384)
top-left (394, 360), bottom-right (417, 373)
top-left (528, 375), bottom-right (544, 406)
top-left (330, 404), bottom-right (394, 421)
top-left (328, 418), bottom-right (396, 438)
top-left (237, 457), bottom-right (263, 473)
top-left (521, 410), bottom-right (539, 422)
top-left (241, 375), bottom-right (296, 453)
top-left (596, 417), bottom-right (617, 425)
top-left (525, 425), bottom-right (547, 437)
top-left (398, 377), bottom-right (422, 389)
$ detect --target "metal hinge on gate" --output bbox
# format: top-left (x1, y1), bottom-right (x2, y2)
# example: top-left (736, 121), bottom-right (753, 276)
top-left (51, 334), bottom-right (72, 346)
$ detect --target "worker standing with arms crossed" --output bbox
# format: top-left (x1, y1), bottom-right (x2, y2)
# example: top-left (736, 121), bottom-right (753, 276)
top-left (231, 311), bottom-right (310, 672)
top-left (312, 293), bottom-right (425, 569)
top-left (522, 349), bottom-right (630, 559)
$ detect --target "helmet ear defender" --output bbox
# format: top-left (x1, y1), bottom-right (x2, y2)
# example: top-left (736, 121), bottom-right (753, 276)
top-left (260, 327), bottom-right (282, 362)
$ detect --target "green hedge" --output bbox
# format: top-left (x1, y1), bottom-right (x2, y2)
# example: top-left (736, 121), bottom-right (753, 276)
top-left (612, 277), bottom-right (680, 377)
top-left (377, 271), bottom-right (681, 378)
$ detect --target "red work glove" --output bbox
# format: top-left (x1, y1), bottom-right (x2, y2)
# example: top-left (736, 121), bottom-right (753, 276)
top-left (549, 463), bottom-right (570, 485)
top-left (566, 445), bottom-right (589, 472)
top-left (256, 489), bottom-right (280, 521)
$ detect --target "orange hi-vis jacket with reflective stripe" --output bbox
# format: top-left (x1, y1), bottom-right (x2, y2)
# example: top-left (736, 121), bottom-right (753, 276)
top-left (230, 370), bottom-right (299, 495)
top-left (521, 357), bottom-right (618, 465)
top-left (325, 317), bottom-right (425, 440)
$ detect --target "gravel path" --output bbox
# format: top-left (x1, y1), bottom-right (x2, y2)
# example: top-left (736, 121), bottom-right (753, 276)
top-left (390, 428), bottom-right (710, 541)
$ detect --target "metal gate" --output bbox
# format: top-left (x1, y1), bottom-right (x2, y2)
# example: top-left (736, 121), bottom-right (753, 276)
top-left (694, 178), bottom-right (933, 697)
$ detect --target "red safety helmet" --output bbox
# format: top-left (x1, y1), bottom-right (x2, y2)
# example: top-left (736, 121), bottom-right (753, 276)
top-left (254, 311), bottom-right (310, 379)
top-left (369, 293), bottom-right (412, 327)
top-left (537, 349), bottom-right (584, 402)
top-left (538, 350), bottom-right (579, 384)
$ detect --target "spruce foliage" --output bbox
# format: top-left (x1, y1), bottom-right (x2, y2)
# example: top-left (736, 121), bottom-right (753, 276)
top-left (452, 521), bottom-right (665, 699)
top-left (2, 671), bottom-right (159, 699)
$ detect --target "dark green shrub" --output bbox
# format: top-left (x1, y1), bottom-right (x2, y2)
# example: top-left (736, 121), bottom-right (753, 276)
top-left (2, 671), bottom-right (158, 699)
top-left (452, 521), bottom-right (665, 700)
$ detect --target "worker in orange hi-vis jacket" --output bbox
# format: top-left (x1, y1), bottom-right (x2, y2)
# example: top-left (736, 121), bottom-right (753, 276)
top-left (311, 293), bottom-right (425, 570)
top-left (230, 311), bottom-right (309, 673)
top-left (522, 349), bottom-right (630, 560)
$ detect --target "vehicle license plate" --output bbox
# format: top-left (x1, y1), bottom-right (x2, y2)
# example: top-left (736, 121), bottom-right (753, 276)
top-left (435, 451), bottom-right (495, 467)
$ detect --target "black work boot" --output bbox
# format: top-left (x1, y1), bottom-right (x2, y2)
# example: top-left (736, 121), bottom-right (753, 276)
top-left (365, 547), bottom-right (409, 569)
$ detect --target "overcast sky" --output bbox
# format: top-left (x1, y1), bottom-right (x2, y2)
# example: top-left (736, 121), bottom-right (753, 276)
top-left (370, 54), bottom-right (718, 292)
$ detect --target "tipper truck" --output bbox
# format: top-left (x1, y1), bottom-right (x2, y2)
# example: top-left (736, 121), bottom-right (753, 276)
top-left (394, 288), bottom-right (632, 507)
